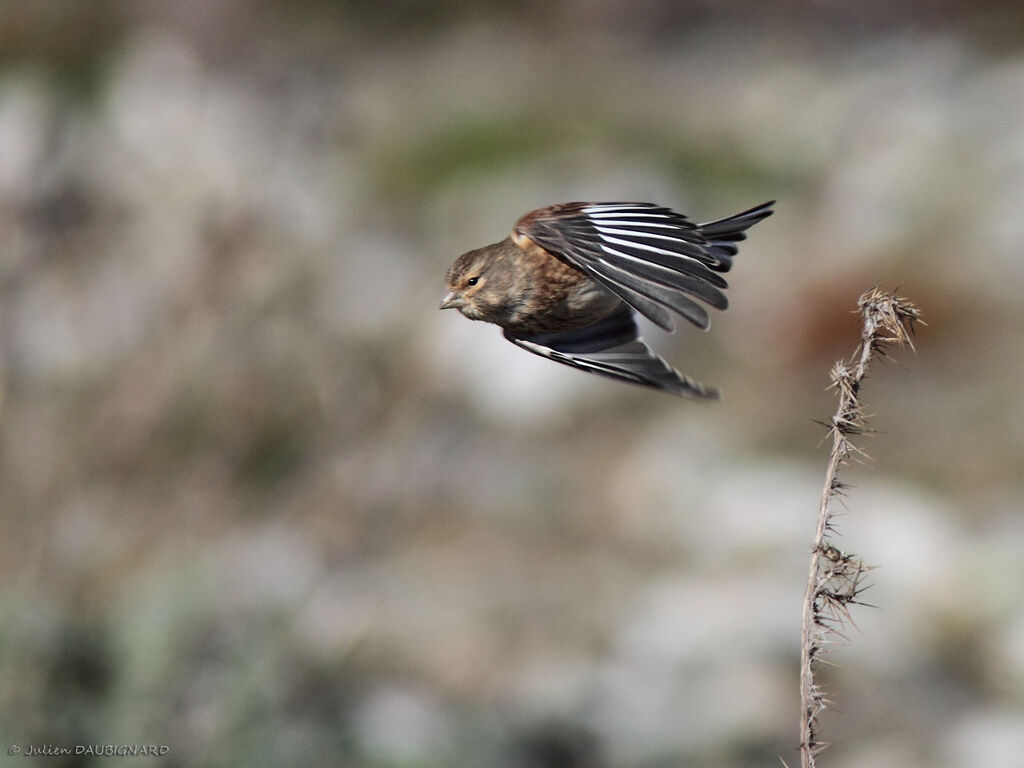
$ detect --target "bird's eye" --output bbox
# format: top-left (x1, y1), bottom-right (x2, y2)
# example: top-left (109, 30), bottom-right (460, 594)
top-left (466, 276), bottom-right (479, 286)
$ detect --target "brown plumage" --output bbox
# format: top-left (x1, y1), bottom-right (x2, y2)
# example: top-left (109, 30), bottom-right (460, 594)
top-left (441, 200), bottom-right (774, 398)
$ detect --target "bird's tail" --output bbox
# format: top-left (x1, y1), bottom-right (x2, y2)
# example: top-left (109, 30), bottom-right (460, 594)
top-left (697, 200), bottom-right (774, 272)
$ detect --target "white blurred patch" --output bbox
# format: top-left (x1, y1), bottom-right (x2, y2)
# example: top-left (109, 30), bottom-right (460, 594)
top-left (211, 524), bottom-right (322, 608)
top-left (294, 574), bottom-right (374, 659)
top-left (943, 709), bottom-right (1024, 768)
top-left (355, 686), bottom-right (451, 764)
top-left (427, 308), bottom-right (601, 425)
top-left (0, 73), bottom-right (53, 199)
top-left (593, 581), bottom-right (793, 758)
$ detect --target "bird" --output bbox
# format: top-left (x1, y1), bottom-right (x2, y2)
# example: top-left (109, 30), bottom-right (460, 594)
top-left (440, 199), bottom-right (774, 398)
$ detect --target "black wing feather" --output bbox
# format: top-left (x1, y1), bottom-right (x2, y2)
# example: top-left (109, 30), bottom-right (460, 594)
top-left (696, 200), bottom-right (775, 270)
top-left (518, 200), bottom-right (772, 330)
top-left (504, 306), bottom-right (717, 399)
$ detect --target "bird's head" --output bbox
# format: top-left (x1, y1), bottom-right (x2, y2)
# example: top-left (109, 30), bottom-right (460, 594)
top-left (440, 239), bottom-right (517, 324)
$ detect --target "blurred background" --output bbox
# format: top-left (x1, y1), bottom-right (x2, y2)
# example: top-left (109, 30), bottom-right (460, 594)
top-left (1, 1), bottom-right (1023, 766)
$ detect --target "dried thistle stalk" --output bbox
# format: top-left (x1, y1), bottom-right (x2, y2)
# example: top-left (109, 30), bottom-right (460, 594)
top-left (798, 288), bottom-right (922, 768)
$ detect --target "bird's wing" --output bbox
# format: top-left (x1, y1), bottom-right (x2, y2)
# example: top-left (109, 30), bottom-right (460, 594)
top-left (513, 200), bottom-right (773, 332)
top-left (503, 305), bottom-right (717, 399)
top-left (694, 200), bottom-right (776, 272)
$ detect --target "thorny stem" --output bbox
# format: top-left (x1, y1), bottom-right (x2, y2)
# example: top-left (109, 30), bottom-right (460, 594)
top-left (798, 288), bottom-right (922, 768)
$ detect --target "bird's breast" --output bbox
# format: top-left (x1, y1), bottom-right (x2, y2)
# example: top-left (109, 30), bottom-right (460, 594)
top-left (503, 246), bottom-right (622, 334)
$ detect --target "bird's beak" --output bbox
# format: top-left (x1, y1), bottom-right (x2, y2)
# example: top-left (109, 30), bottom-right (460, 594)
top-left (439, 291), bottom-right (465, 310)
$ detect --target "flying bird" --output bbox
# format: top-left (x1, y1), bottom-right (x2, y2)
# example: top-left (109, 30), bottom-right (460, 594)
top-left (440, 199), bottom-right (773, 398)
